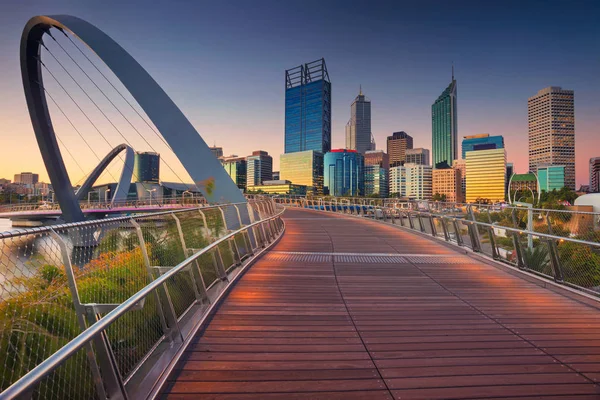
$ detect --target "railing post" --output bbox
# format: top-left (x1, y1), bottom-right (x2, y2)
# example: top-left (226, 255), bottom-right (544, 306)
top-left (49, 230), bottom-right (123, 400)
top-left (510, 209), bottom-right (526, 269)
top-left (428, 215), bottom-right (437, 237)
top-left (546, 215), bottom-right (565, 282)
top-left (467, 206), bottom-right (482, 252)
top-left (440, 217), bottom-right (450, 241)
top-left (131, 219), bottom-right (183, 341)
top-left (171, 213), bottom-right (206, 302)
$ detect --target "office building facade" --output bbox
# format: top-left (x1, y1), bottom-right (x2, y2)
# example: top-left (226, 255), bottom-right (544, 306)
top-left (405, 164), bottom-right (433, 200)
top-left (453, 159), bottom-right (466, 198)
top-left (405, 148), bottom-right (430, 166)
top-left (323, 149), bottom-right (364, 197)
top-left (133, 152), bottom-right (160, 183)
top-left (590, 157), bottom-right (600, 193)
top-left (246, 150), bottom-right (273, 187)
top-left (465, 148), bottom-right (506, 203)
top-left (389, 166), bottom-right (407, 197)
top-left (221, 156), bottom-right (247, 190)
top-left (432, 167), bottom-right (463, 203)
top-left (345, 87), bottom-right (373, 154)
top-left (279, 150), bottom-right (324, 194)
top-left (387, 131), bottom-right (413, 166)
top-left (247, 180), bottom-right (307, 196)
top-left (364, 150), bottom-right (389, 170)
top-left (538, 165), bottom-right (565, 192)
top-left (13, 172), bottom-right (39, 186)
top-left (432, 76), bottom-right (457, 168)
top-left (364, 166), bottom-right (388, 198)
top-left (528, 86), bottom-right (575, 189)
top-left (285, 59), bottom-right (331, 154)
top-left (462, 134), bottom-right (504, 159)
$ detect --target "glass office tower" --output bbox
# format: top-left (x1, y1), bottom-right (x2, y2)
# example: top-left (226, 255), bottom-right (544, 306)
top-left (462, 134), bottom-right (504, 159)
top-left (538, 165), bottom-right (565, 192)
top-left (432, 76), bottom-right (457, 168)
top-left (221, 156), bottom-right (247, 190)
top-left (285, 59), bottom-right (331, 154)
top-left (280, 150), bottom-right (324, 194)
top-left (134, 152), bottom-right (160, 183)
top-left (323, 149), bottom-right (364, 197)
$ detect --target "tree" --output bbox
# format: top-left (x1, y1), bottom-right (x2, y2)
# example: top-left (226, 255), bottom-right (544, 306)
top-left (432, 193), bottom-right (447, 202)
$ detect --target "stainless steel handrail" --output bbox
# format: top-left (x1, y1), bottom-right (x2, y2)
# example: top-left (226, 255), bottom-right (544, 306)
top-left (0, 201), bottom-right (251, 239)
top-left (0, 206), bottom-right (285, 400)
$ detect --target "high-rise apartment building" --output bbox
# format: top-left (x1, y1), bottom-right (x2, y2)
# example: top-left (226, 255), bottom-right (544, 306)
top-left (345, 87), bottom-right (373, 154)
top-left (465, 148), bottom-right (506, 203)
top-left (432, 167), bottom-right (463, 203)
top-left (209, 146), bottom-right (223, 159)
top-left (462, 134), bottom-right (504, 159)
top-left (285, 59), bottom-right (331, 154)
top-left (528, 86), bottom-right (575, 189)
top-left (389, 166), bottom-right (407, 197)
top-left (323, 149), bottom-right (364, 197)
top-left (405, 164), bottom-right (433, 200)
top-left (280, 150), bottom-right (324, 194)
top-left (432, 74), bottom-right (457, 168)
top-left (133, 152), bottom-right (160, 183)
top-left (13, 172), bottom-right (39, 186)
top-left (221, 155), bottom-right (247, 190)
top-left (538, 165), bottom-right (565, 192)
top-left (405, 148), bottom-right (430, 166)
top-left (387, 131), bottom-right (413, 166)
top-left (246, 150), bottom-right (273, 187)
top-left (590, 157), bottom-right (600, 193)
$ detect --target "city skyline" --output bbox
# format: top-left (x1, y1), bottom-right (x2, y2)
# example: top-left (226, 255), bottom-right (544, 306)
top-left (0, 1), bottom-right (598, 186)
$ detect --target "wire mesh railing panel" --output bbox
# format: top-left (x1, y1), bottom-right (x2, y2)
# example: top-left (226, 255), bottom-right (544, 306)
top-left (101, 294), bottom-right (165, 381)
top-left (522, 239), bottom-right (554, 279)
top-left (28, 346), bottom-right (97, 400)
top-left (491, 226), bottom-right (517, 266)
top-left (556, 240), bottom-right (600, 292)
top-left (0, 231), bottom-right (82, 393)
top-left (135, 215), bottom-right (196, 319)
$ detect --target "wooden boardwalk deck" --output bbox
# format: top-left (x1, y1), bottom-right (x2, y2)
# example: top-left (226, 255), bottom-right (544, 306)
top-left (161, 208), bottom-right (600, 399)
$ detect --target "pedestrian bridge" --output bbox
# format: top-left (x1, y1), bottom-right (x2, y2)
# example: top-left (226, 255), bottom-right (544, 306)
top-left (1, 201), bottom-right (600, 399)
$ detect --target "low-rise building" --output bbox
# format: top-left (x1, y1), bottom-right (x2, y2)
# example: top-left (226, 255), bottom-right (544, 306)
top-left (246, 180), bottom-right (307, 195)
top-left (432, 167), bottom-right (463, 202)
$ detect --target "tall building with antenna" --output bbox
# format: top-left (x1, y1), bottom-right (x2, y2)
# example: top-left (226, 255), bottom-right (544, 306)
top-left (345, 86), bottom-right (373, 154)
top-left (432, 67), bottom-right (458, 168)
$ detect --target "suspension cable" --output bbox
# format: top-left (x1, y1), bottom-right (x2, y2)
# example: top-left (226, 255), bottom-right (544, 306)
top-left (48, 29), bottom-right (198, 191)
top-left (39, 80), bottom-right (121, 185)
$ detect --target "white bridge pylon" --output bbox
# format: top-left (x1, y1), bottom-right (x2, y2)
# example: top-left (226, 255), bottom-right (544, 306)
top-left (21, 15), bottom-right (246, 222)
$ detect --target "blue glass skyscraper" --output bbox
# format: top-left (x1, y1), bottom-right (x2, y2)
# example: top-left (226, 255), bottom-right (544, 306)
top-left (462, 134), bottom-right (505, 159)
top-left (324, 149), bottom-right (364, 196)
top-left (285, 59), bottom-right (331, 154)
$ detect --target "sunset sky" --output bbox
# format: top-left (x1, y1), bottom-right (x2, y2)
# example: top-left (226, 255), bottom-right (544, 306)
top-left (0, 0), bottom-right (598, 187)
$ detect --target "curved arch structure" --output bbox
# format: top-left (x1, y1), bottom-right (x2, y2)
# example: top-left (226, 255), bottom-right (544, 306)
top-left (75, 144), bottom-right (135, 204)
top-left (21, 15), bottom-right (246, 223)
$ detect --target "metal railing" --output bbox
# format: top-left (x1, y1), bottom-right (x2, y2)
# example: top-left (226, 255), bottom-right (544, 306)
top-left (277, 197), bottom-right (600, 298)
top-left (0, 194), bottom-right (210, 214)
top-left (0, 198), bottom-right (284, 400)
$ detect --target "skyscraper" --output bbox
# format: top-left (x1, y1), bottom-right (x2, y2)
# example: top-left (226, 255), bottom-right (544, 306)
top-left (364, 150), bottom-right (389, 198)
top-left (528, 87), bottom-right (575, 189)
top-left (285, 59), bottom-right (331, 154)
top-left (590, 157), bottom-right (600, 193)
top-left (405, 148), bottom-right (430, 166)
top-left (221, 155), bottom-right (247, 190)
top-left (133, 152), bottom-right (160, 183)
top-left (432, 73), bottom-right (457, 168)
top-left (364, 150), bottom-right (389, 170)
top-left (405, 164), bottom-right (433, 200)
top-left (246, 151), bottom-right (273, 186)
top-left (323, 149), bottom-right (364, 196)
top-left (387, 131), bottom-right (413, 166)
top-left (209, 146), bottom-right (223, 159)
top-left (462, 134), bottom-right (504, 159)
top-left (345, 87), bottom-right (372, 154)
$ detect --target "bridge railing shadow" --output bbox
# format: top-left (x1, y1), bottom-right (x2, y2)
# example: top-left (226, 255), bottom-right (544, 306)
top-left (0, 198), bottom-right (283, 400)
